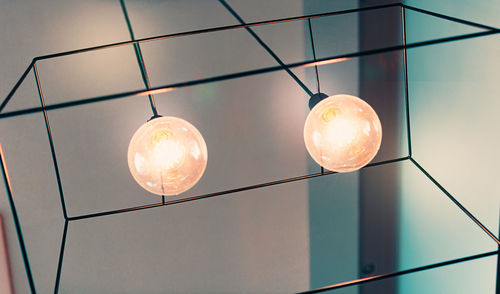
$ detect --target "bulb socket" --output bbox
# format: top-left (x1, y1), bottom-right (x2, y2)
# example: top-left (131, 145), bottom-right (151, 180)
top-left (308, 93), bottom-right (329, 110)
top-left (147, 114), bottom-right (163, 122)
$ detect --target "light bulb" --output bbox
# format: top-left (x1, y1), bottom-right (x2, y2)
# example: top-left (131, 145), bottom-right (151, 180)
top-left (304, 94), bottom-right (382, 172)
top-left (127, 116), bottom-right (208, 195)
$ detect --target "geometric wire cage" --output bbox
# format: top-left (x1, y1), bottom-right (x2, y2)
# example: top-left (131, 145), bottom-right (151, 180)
top-left (0, 2), bottom-right (499, 293)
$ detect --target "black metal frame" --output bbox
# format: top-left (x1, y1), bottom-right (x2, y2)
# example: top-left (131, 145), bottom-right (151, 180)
top-left (0, 2), bottom-right (499, 293)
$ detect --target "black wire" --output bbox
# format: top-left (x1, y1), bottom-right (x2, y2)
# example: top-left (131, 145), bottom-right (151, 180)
top-left (218, 0), bottom-right (314, 97)
top-left (307, 18), bottom-right (321, 93)
top-left (0, 145), bottom-right (37, 293)
top-left (119, 0), bottom-right (159, 117)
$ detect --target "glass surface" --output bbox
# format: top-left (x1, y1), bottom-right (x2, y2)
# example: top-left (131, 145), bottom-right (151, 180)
top-left (304, 94), bottom-right (382, 172)
top-left (127, 116), bottom-right (208, 196)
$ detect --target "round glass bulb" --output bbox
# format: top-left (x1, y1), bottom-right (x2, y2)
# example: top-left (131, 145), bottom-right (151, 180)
top-left (304, 94), bottom-right (382, 172)
top-left (127, 116), bottom-right (208, 196)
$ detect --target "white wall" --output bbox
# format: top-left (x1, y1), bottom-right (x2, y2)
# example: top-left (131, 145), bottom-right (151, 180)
top-left (398, 0), bottom-right (499, 292)
top-left (5, 1), bottom-right (492, 293)
top-left (0, 1), bottom-right (314, 293)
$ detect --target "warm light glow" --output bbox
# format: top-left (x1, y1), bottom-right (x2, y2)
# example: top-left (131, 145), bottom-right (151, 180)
top-left (0, 216), bottom-right (13, 294)
top-left (305, 57), bottom-right (349, 68)
top-left (304, 94), bottom-right (382, 172)
top-left (139, 88), bottom-right (174, 96)
top-left (128, 116), bottom-right (208, 195)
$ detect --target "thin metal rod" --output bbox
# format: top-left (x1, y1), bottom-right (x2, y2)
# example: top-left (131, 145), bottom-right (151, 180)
top-left (0, 144), bottom-right (37, 293)
top-left (1, 29), bottom-right (497, 121)
top-left (119, 0), bottom-right (158, 117)
top-left (54, 220), bottom-right (68, 294)
top-left (33, 64), bottom-right (69, 220)
top-left (67, 156), bottom-right (409, 221)
top-left (0, 60), bottom-right (35, 113)
top-left (402, 4), bottom-right (498, 31)
top-left (297, 250), bottom-right (499, 293)
top-left (31, 3), bottom-right (402, 63)
top-left (401, 6), bottom-right (412, 157)
top-left (496, 214), bottom-right (500, 294)
top-left (410, 158), bottom-right (500, 245)
top-left (218, 0), bottom-right (314, 97)
top-left (307, 18), bottom-right (321, 93)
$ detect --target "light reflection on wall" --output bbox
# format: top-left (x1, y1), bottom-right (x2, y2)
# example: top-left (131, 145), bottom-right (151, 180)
top-left (0, 215), bottom-right (13, 294)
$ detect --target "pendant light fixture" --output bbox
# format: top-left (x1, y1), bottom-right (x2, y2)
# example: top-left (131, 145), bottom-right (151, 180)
top-left (120, 0), bottom-right (207, 197)
top-left (302, 19), bottom-right (381, 173)
top-left (304, 93), bottom-right (382, 172)
top-left (128, 116), bottom-right (208, 196)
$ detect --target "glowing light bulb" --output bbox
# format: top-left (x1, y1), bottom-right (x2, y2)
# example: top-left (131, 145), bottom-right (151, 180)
top-left (128, 116), bottom-right (208, 195)
top-left (304, 94), bottom-right (382, 172)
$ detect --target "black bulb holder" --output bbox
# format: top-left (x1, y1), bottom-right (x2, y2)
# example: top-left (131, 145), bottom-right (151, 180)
top-left (308, 92), bottom-right (329, 110)
top-left (147, 114), bottom-right (163, 122)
